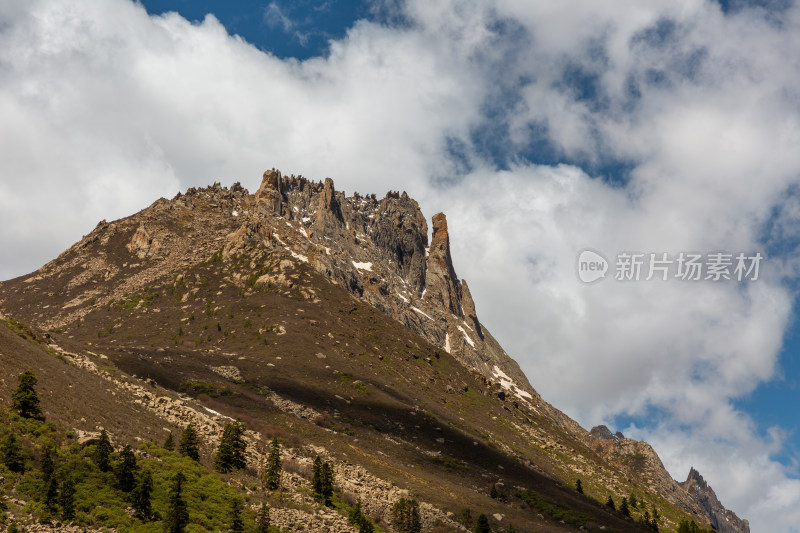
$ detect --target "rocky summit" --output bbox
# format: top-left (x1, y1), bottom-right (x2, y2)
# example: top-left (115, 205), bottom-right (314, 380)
top-left (0, 170), bottom-right (748, 532)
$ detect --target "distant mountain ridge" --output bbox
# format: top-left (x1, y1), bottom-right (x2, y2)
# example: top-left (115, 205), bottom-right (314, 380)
top-left (0, 169), bottom-right (748, 532)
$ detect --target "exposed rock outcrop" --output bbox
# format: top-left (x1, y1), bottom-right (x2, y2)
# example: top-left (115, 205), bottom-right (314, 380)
top-left (424, 213), bottom-right (462, 316)
top-left (681, 468), bottom-right (750, 533)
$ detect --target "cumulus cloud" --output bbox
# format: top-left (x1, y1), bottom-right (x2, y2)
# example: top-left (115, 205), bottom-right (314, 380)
top-left (2, 1), bottom-right (800, 530)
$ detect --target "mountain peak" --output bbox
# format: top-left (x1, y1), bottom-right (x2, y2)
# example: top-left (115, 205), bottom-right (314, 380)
top-left (681, 467), bottom-right (749, 533)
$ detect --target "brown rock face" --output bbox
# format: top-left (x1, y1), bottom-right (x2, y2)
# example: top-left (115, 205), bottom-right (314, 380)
top-left (424, 213), bottom-right (462, 316)
top-left (681, 468), bottom-right (750, 533)
top-left (460, 279), bottom-right (483, 339)
top-left (255, 169), bottom-right (284, 216)
top-left (314, 177), bottom-right (344, 231)
top-left (126, 223), bottom-right (154, 259)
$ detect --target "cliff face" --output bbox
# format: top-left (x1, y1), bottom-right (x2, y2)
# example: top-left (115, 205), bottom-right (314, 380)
top-left (248, 169), bottom-right (535, 400)
top-left (681, 468), bottom-right (750, 533)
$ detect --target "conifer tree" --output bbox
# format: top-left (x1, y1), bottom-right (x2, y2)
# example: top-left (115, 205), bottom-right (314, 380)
top-left (115, 444), bottom-right (138, 492)
top-left (255, 502), bottom-right (271, 533)
top-left (10, 370), bottom-right (43, 419)
top-left (312, 456), bottom-right (323, 496)
top-left (320, 461), bottom-right (334, 506)
top-left (41, 445), bottom-right (55, 483)
top-left (348, 499), bottom-right (374, 533)
top-left (164, 472), bottom-right (189, 533)
top-left (163, 433), bottom-right (175, 451)
top-left (575, 478), bottom-right (583, 494)
top-left (628, 493), bottom-right (638, 508)
top-left (1, 433), bottom-right (25, 473)
top-left (391, 498), bottom-right (421, 533)
top-left (263, 437), bottom-right (281, 490)
top-left (229, 497), bottom-right (245, 533)
top-left (179, 423), bottom-right (200, 461)
top-left (214, 421), bottom-right (246, 473)
top-left (620, 497), bottom-right (630, 517)
top-left (132, 470), bottom-right (154, 520)
top-left (490, 483), bottom-right (499, 499)
top-left (474, 513), bottom-right (491, 533)
top-left (606, 495), bottom-right (616, 510)
top-left (60, 477), bottom-right (76, 522)
top-left (44, 475), bottom-right (58, 512)
top-left (93, 429), bottom-right (113, 472)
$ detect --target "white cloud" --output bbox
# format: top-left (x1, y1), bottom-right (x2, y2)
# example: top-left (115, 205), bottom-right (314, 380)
top-left (2, 1), bottom-right (800, 530)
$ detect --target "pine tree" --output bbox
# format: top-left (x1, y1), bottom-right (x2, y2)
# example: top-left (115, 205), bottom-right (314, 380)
top-left (1, 433), bottom-right (25, 473)
top-left (10, 370), bottom-right (43, 420)
top-left (115, 444), bottom-right (138, 492)
top-left (312, 456), bottom-right (323, 496)
top-left (263, 437), bottom-right (281, 490)
top-left (179, 424), bottom-right (200, 461)
top-left (41, 446), bottom-right (55, 482)
top-left (605, 495), bottom-right (616, 510)
top-left (132, 470), bottom-right (154, 520)
top-left (348, 499), bottom-right (374, 533)
top-left (164, 472), bottom-right (189, 533)
top-left (93, 429), bottom-right (113, 472)
top-left (620, 497), bottom-right (630, 517)
top-left (44, 475), bottom-right (58, 512)
top-left (575, 478), bottom-right (583, 494)
top-left (460, 508), bottom-right (473, 526)
top-left (320, 461), bottom-right (334, 506)
top-left (255, 502), bottom-right (271, 533)
top-left (214, 421), bottom-right (246, 473)
top-left (163, 433), bottom-right (175, 451)
top-left (489, 483), bottom-right (499, 499)
top-left (628, 493), bottom-right (638, 508)
top-left (474, 513), bottom-right (491, 533)
top-left (229, 497), bottom-right (245, 533)
top-left (391, 498), bottom-right (421, 533)
top-left (7, 521), bottom-right (19, 533)
top-left (60, 477), bottom-right (76, 522)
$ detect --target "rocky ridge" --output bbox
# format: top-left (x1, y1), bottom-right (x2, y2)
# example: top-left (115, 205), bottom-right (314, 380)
top-left (680, 468), bottom-right (750, 533)
top-left (587, 427), bottom-right (749, 533)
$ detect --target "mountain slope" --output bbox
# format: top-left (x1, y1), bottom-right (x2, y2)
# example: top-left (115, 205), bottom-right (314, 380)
top-left (0, 171), bottom-right (747, 532)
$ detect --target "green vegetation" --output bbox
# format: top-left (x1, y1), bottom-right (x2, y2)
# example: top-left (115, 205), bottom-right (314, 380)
top-left (311, 456), bottom-right (333, 506)
top-left (606, 494), bottom-right (616, 510)
top-left (214, 421), bottom-right (246, 473)
top-left (620, 496), bottom-right (630, 517)
top-left (2, 434), bottom-right (25, 473)
top-left (182, 380), bottom-right (231, 398)
top-left (391, 498), bottom-right (421, 533)
top-left (347, 499), bottom-right (374, 533)
top-left (98, 323), bottom-right (115, 338)
top-left (515, 488), bottom-right (593, 528)
top-left (11, 370), bottom-right (43, 420)
top-left (430, 454), bottom-right (468, 472)
top-left (255, 502), bottom-right (271, 532)
top-left (262, 437), bottom-right (281, 490)
top-left (93, 429), bottom-right (113, 472)
top-left (678, 519), bottom-right (715, 533)
top-left (179, 423), bottom-right (200, 461)
top-left (474, 513), bottom-right (490, 533)
top-left (0, 376), bottom-right (269, 531)
top-left (575, 478), bottom-right (583, 494)
top-left (163, 433), bottom-right (175, 451)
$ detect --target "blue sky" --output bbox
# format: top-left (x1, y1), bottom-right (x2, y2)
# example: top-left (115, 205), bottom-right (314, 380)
top-left (3, 1), bottom-right (800, 530)
top-left (141, 0), bottom-right (370, 60)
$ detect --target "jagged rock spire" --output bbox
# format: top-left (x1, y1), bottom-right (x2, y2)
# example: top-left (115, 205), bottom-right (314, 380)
top-left (255, 169), bottom-right (284, 216)
top-left (424, 213), bottom-right (462, 316)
